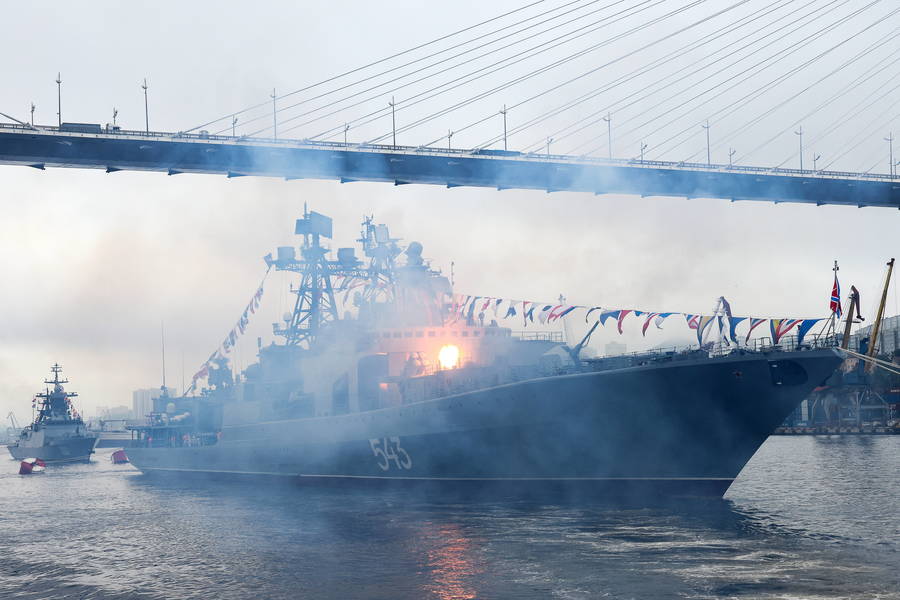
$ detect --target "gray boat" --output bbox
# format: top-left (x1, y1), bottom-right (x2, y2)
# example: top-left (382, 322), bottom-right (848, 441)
top-left (126, 212), bottom-right (844, 498)
top-left (7, 364), bottom-right (98, 463)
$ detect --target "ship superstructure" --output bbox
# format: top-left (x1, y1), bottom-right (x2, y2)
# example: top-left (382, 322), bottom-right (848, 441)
top-left (126, 212), bottom-right (844, 497)
top-left (7, 364), bottom-right (98, 463)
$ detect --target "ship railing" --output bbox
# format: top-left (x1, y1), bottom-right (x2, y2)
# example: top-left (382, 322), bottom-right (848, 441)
top-left (589, 333), bottom-right (841, 367)
top-left (2, 122), bottom-right (899, 182)
top-left (512, 330), bottom-right (565, 342)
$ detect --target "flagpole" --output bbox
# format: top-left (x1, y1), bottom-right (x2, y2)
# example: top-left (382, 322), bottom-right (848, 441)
top-left (826, 260), bottom-right (839, 339)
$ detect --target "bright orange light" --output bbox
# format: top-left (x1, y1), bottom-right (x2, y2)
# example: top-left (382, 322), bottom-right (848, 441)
top-left (438, 345), bottom-right (460, 370)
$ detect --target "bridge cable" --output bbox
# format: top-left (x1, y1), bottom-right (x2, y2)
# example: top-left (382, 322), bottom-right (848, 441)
top-left (183, 0), bottom-right (550, 133)
top-left (482, 0), bottom-right (802, 153)
top-left (575, 0), bottom-right (887, 159)
top-left (556, 0), bottom-right (852, 156)
top-left (724, 30), bottom-right (900, 166)
top-left (294, 0), bottom-right (674, 142)
top-left (784, 74), bottom-right (900, 171)
top-left (651, 4), bottom-right (900, 162)
top-left (236, 0), bottom-right (635, 137)
top-left (225, 0), bottom-right (617, 136)
top-left (361, 0), bottom-right (711, 146)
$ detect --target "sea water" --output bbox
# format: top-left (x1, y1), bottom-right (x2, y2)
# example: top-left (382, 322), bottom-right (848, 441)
top-left (1, 436), bottom-right (897, 599)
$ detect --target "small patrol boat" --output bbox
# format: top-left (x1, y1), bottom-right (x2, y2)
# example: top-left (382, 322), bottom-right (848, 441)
top-left (6, 364), bottom-right (98, 463)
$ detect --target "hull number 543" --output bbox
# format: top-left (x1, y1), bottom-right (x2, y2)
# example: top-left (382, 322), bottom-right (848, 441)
top-left (369, 437), bottom-right (413, 471)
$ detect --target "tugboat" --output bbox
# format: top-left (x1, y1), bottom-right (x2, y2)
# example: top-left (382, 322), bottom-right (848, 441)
top-left (7, 364), bottom-right (98, 463)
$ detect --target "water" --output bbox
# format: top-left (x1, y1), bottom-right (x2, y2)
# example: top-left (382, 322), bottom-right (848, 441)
top-left (1, 436), bottom-right (897, 600)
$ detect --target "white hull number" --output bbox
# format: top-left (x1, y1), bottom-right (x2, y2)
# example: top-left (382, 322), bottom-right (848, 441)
top-left (369, 437), bottom-right (413, 471)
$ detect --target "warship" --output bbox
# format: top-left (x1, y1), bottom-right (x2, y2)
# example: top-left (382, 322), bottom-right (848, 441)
top-left (126, 211), bottom-right (843, 497)
top-left (7, 364), bottom-right (98, 463)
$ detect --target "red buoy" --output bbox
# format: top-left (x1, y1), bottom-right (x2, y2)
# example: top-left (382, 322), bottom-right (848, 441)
top-left (111, 449), bottom-right (129, 464)
top-left (19, 458), bottom-right (45, 475)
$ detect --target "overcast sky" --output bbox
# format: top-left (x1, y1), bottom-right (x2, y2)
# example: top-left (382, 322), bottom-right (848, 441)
top-left (0, 1), bottom-right (897, 419)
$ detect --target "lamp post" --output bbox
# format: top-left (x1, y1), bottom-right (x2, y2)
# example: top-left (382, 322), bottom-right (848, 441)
top-left (546, 137), bottom-right (552, 157)
top-left (30, 102), bottom-right (35, 126)
top-left (728, 147), bottom-right (736, 167)
top-left (640, 141), bottom-right (647, 164)
top-left (448, 129), bottom-right (453, 151)
top-left (55, 73), bottom-right (61, 127)
top-left (344, 123), bottom-right (349, 145)
top-left (702, 119), bottom-right (711, 166)
top-left (813, 152), bottom-right (820, 173)
top-left (602, 112), bottom-right (612, 159)
top-left (795, 126), bottom-right (803, 171)
top-left (112, 107), bottom-right (118, 128)
top-left (142, 78), bottom-right (149, 133)
top-left (885, 132), bottom-right (894, 177)
top-left (389, 96), bottom-right (397, 148)
top-left (499, 104), bottom-right (508, 151)
top-left (232, 115), bottom-right (238, 137)
top-left (271, 89), bottom-right (277, 140)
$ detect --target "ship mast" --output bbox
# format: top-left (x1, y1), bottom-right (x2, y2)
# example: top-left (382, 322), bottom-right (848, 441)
top-left (35, 363), bottom-right (80, 423)
top-left (272, 209), bottom-right (369, 347)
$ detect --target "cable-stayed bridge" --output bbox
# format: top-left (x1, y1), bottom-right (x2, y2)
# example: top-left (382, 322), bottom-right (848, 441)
top-left (1, 0), bottom-right (899, 208)
top-left (0, 123), bottom-right (897, 207)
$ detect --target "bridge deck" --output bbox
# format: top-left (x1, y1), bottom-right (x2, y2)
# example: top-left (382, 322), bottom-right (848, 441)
top-left (1, 124), bottom-right (897, 208)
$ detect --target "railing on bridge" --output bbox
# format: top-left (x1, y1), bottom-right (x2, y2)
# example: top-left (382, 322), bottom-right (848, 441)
top-left (2, 122), bottom-right (897, 183)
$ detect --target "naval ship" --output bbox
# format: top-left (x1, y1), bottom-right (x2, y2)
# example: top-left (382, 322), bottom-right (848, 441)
top-left (7, 364), bottom-right (98, 463)
top-left (126, 212), bottom-right (843, 497)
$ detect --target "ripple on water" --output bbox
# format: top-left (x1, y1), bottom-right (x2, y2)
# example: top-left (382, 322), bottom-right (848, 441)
top-left (1, 438), bottom-right (899, 599)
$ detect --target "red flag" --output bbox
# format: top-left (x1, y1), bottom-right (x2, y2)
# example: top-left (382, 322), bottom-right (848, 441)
top-left (830, 275), bottom-right (842, 317)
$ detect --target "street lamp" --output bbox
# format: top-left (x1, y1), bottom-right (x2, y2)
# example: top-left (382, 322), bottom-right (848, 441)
top-left (500, 104), bottom-right (508, 151)
top-left (702, 119), bottom-right (711, 166)
top-left (270, 89), bottom-right (277, 140)
top-left (795, 126), bottom-right (803, 171)
top-left (885, 132), bottom-right (894, 177)
top-left (389, 96), bottom-right (397, 148)
top-left (55, 73), bottom-right (62, 127)
top-left (602, 112), bottom-right (612, 159)
top-left (142, 78), bottom-right (149, 133)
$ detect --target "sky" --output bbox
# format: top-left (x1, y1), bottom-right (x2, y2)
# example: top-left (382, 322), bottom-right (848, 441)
top-left (0, 0), bottom-right (898, 419)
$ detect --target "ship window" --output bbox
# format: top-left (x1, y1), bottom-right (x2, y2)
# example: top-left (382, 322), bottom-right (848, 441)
top-left (428, 331), bottom-right (436, 337)
top-left (382, 332), bottom-right (390, 338)
top-left (451, 331), bottom-right (458, 337)
top-left (404, 331), bottom-right (413, 338)
top-left (393, 332), bottom-right (402, 338)
top-left (415, 331), bottom-right (424, 338)
top-left (462, 331), bottom-right (469, 337)
top-left (473, 331), bottom-right (480, 337)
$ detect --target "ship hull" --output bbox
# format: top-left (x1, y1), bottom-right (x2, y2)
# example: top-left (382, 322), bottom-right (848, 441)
top-left (127, 349), bottom-right (842, 497)
top-left (7, 436), bottom-right (98, 463)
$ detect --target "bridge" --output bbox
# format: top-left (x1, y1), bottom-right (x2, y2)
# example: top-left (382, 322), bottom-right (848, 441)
top-left (0, 123), bottom-right (897, 207)
top-left (2, 1), bottom-right (900, 208)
